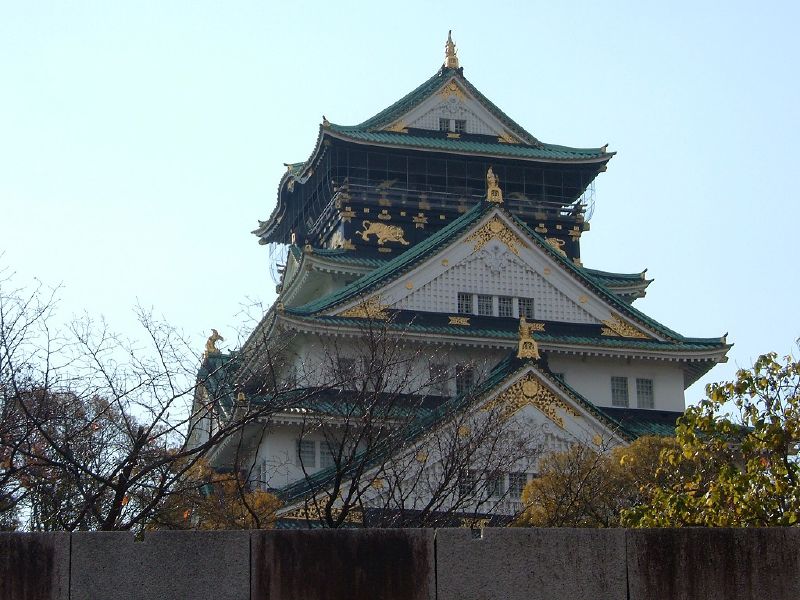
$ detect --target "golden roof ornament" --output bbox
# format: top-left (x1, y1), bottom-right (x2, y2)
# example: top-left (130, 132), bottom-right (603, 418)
top-left (444, 30), bottom-right (459, 69)
top-left (517, 317), bottom-right (540, 360)
top-left (486, 167), bottom-right (503, 204)
top-left (205, 329), bottom-right (223, 356)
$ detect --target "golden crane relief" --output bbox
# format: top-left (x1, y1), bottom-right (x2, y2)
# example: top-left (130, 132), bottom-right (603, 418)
top-left (517, 316), bottom-right (542, 360)
top-left (338, 295), bottom-right (391, 320)
top-left (483, 374), bottom-right (579, 427)
top-left (486, 167), bottom-right (503, 204)
top-left (444, 30), bottom-right (459, 68)
top-left (466, 217), bottom-right (526, 255)
top-left (205, 329), bottom-right (224, 356)
top-left (356, 221), bottom-right (410, 246)
top-left (601, 314), bottom-right (649, 339)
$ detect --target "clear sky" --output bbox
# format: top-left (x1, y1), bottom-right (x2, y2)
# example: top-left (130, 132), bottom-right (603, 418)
top-left (1, 1), bottom-right (798, 401)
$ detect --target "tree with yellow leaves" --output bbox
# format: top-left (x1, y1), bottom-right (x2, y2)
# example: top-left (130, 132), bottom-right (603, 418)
top-left (622, 351), bottom-right (800, 527)
top-left (515, 435), bottom-right (675, 527)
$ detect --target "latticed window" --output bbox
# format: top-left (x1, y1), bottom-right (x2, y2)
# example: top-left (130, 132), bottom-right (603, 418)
top-left (429, 363), bottom-right (449, 395)
top-left (320, 441), bottom-right (336, 469)
top-left (611, 376), bottom-right (629, 407)
top-left (477, 294), bottom-right (493, 316)
top-left (636, 378), bottom-right (654, 409)
top-left (454, 119), bottom-right (466, 133)
top-left (459, 469), bottom-right (478, 497)
top-left (485, 473), bottom-right (501, 498)
top-left (518, 297), bottom-right (535, 319)
top-left (296, 440), bottom-right (316, 468)
top-left (439, 118), bottom-right (450, 132)
top-left (457, 292), bottom-right (473, 314)
top-left (498, 296), bottom-right (513, 318)
top-left (337, 358), bottom-right (356, 390)
top-left (508, 472), bottom-right (528, 499)
top-left (455, 365), bottom-right (475, 395)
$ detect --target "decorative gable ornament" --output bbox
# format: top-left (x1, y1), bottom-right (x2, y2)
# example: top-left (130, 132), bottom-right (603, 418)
top-left (486, 167), bottom-right (503, 204)
top-left (517, 317), bottom-right (540, 360)
top-left (444, 30), bottom-right (459, 69)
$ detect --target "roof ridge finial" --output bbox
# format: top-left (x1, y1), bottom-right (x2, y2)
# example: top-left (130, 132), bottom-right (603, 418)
top-left (517, 316), bottom-right (540, 360)
top-left (445, 30), bottom-right (459, 69)
top-left (486, 166), bottom-right (503, 204)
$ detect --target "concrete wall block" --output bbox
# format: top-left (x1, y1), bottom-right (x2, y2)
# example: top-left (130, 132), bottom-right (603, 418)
top-left (0, 532), bottom-right (70, 600)
top-left (251, 528), bottom-right (435, 600)
top-left (70, 530), bottom-right (250, 600)
top-left (436, 528), bottom-right (627, 600)
top-left (626, 528), bottom-right (800, 600)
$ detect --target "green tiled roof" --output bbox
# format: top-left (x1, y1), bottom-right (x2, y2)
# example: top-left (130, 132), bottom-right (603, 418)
top-left (326, 127), bottom-right (608, 162)
top-left (285, 203), bottom-right (727, 350)
top-left (599, 407), bottom-right (682, 437)
top-left (311, 248), bottom-right (389, 268)
top-left (583, 268), bottom-right (650, 288)
top-left (338, 66), bottom-right (540, 146)
top-left (285, 314), bottom-right (727, 353)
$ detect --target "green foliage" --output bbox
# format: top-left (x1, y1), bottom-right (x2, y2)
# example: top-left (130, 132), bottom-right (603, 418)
top-left (623, 351), bottom-right (800, 527)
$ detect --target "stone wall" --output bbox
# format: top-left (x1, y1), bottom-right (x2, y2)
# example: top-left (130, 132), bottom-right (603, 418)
top-left (1, 528), bottom-right (798, 600)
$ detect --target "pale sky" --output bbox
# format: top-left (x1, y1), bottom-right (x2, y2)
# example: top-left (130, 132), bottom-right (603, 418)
top-left (1, 1), bottom-right (798, 401)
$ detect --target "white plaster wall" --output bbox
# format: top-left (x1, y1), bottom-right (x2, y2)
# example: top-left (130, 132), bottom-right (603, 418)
top-left (546, 355), bottom-right (686, 411)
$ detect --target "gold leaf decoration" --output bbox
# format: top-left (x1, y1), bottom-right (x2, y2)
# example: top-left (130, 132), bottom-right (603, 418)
top-left (448, 316), bottom-right (470, 326)
top-left (338, 296), bottom-right (390, 320)
top-left (465, 217), bottom-right (526, 255)
top-left (601, 315), bottom-right (649, 339)
top-left (483, 374), bottom-right (579, 428)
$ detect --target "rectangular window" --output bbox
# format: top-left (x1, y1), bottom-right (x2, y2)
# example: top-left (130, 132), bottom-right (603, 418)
top-left (459, 469), bottom-right (478, 497)
top-left (454, 119), bottom-right (466, 133)
top-left (508, 472), bottom-right (528, 499)
top-left (636, 378), bottom-right (655, 409)
top-left (296, 439), bottom-right (316, 468)
top-left (455, 365), bottom-right (475, 395)
top-left (439, 118), bottom-right (451, 132)
top-left (485, 473), bottom-right (501, 498)
top-left (518, 297), bottom-right (535, 319)
top-left (611, 376), bottom-right (629, 407)
top-left (477, 294), bottom-right (493, 316)
top-left (429, 363), bottom-right (449, 395)
top-left (457, 292), bottom-right (473, 314)
top-left (498, 296), bottom-right (513, 318)
top-left (337, 358), bottom-right (356, 390)
top-left (320, 441), bottom-right (336, 469)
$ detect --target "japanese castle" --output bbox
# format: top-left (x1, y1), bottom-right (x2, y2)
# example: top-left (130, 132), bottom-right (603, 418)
top-left (193, 34), bottom-right (730, 526)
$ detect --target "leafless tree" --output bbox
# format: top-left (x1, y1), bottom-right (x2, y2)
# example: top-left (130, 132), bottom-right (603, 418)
top-left (0, 265), bottom-right (300, 531)
top-left (235, 313), bottom-right (544, 528)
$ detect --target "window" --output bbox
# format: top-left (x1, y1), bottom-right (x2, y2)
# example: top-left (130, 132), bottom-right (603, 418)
top-left (454, 119), bottom-right (466, 133)
top-left (320, 441), bottom-right (336, 469)
top-left (611, 376), bottom-right (629, 407)
top-left (439, 118), bottom-right (451, 132)
top-left (508, 472), bottom-right (528, 499)
top-left (337, 358), bottom-right (356, 390)
top-left (455, 365), bottom-right (475, 395)
top-left (459, 469), bottom-right (478, 497)
top-left (636, 378), bottom-right (654, 409)
top-left (485, 473), bottom-right (501, 498)
top-left (498, 296), bottom-right (513, 318)
top-left (477, 294), bottom-right (493, 316)
top-left (429, 363), bottom-right (449, 395)
top-left (296, 439), bottom-right (316, 468)
top-left (518, 297), bottom-right (535, 319)
top-left (457, 292), bottom-right (473, 314)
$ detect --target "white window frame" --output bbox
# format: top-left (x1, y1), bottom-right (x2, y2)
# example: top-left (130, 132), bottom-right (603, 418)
top-left (636, 378), bottom-right (655, 409)
top-left (296, 439), bottom-right (316, 468)
top-left (611, 376), bottom-right (629, 408)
